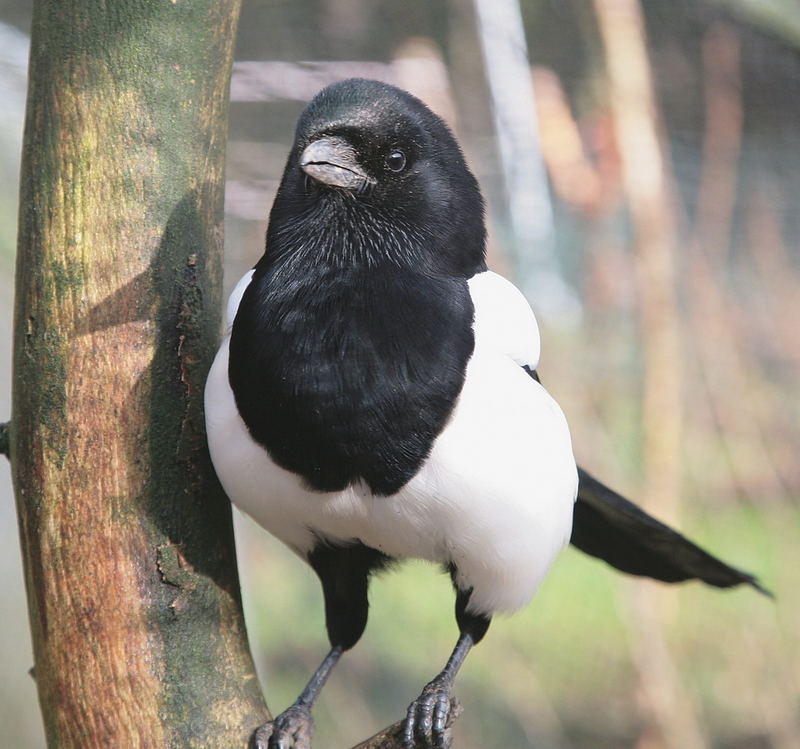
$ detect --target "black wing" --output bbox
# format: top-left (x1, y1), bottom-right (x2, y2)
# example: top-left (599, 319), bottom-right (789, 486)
top-left (526, 367), bottom-right (769, 595)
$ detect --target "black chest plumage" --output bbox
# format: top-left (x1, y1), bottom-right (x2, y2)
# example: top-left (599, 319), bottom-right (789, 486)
top-left (228, 256), bottom-right (475, 496)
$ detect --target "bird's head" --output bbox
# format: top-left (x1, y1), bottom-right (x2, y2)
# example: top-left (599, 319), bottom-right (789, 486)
top-left (265, 78), bottom-right (486, 277)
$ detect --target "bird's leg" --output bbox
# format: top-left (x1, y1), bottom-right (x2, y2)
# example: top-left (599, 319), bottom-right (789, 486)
top-left (403, 632), bottom-right (474, 749)
top-left (253, 542), bottom-right (389, 749)
top-left (252, 645), bottom-right (343, 749)
top-left (403, 585), bottom-right (491, 749)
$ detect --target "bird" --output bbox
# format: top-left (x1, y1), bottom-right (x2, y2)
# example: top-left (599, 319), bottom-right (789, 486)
top-left (204, 78), bottom-right (766, 749)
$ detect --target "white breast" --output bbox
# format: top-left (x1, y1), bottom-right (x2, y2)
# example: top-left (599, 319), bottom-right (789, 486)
top-left (204, 269), bottom-right (577, 618)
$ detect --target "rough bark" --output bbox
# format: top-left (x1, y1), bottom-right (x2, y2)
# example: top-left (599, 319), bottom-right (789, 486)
top-left (10, 1), bottom-right (268, 746)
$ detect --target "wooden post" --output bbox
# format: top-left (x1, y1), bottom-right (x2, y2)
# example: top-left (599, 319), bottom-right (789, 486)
top-left (9, 1), bottom-right (268, 745)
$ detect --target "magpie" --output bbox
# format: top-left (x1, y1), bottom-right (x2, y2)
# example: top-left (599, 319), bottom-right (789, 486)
top-left (205, 78), bottom-right (765, 749)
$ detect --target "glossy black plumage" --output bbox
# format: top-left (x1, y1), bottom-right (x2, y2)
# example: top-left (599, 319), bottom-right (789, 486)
top-left (229, 79), bottom-right (484, 495)
top-left (231, 261), bottom-right (474, 494)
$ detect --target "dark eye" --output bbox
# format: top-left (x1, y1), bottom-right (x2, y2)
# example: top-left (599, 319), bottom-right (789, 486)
top-left (384, 150), bottom-right (407, 172)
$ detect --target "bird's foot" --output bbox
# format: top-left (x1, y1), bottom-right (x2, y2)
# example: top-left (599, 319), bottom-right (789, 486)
top-left (252, 703), bottom-right (314, 749)
top-left (402, 677), bottom-right (460, 749)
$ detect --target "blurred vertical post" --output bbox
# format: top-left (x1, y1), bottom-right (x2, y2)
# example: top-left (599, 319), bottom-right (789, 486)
top-left (592, 1), bottom-right (701, 749)
top-left (472, 0), bottom-right (576, 317)
top-left (10, 0), bottom-right (268, 746)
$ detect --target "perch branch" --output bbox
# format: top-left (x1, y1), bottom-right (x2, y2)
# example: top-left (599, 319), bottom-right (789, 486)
top-left (350, 700), bottom-right (463, 749)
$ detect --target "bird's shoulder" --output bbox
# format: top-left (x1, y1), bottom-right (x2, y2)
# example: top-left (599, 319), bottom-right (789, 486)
top-left (467, 270), bottom-right (540, 370)
top-left (225, 269), bottom-right (255, 330)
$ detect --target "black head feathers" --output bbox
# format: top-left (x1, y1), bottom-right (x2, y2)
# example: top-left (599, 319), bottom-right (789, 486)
top-left (265, 78), bottom-right (487, 277)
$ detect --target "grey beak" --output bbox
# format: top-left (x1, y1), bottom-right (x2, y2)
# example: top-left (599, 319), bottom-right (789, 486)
top-left (299, 137), bottom-right (373, 190)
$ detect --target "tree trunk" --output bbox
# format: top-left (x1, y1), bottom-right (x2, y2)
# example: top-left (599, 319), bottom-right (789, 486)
top-left (10, 1), bottom-right (268, 746)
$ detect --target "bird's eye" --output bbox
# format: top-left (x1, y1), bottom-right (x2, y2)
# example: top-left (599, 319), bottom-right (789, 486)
top-left (384, 150), bottom-right (407, 172)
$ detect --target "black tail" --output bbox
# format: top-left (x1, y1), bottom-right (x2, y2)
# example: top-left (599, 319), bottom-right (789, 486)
top-left (571, 467), bottom-right (771, 596)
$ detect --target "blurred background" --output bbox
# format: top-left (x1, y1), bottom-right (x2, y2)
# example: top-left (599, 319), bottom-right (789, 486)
top-left (1, 0), bottom-right (798, 747)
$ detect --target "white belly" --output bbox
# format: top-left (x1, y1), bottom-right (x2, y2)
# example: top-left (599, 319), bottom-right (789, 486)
top-left (205, 336), bottom-right (577, 617)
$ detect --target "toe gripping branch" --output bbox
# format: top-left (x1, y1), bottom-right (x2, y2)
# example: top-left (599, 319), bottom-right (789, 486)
top-left (400, 589), bottom-right (489, 749)
top-left (252, 646), bottom-right (343, 749)
top-left (402, 631), bottom-right (475, 749)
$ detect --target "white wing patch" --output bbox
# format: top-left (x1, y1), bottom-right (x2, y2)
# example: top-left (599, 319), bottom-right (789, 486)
top-left (468, 270), bottom-right (541, 370)
top-left (226, 269), bottom-right (255, 329)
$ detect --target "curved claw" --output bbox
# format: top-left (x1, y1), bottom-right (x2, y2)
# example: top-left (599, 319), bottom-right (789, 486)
top-left (403, 680), bottom-right (456, 749)
top-left (252, 704), bottom-right (314, 749)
